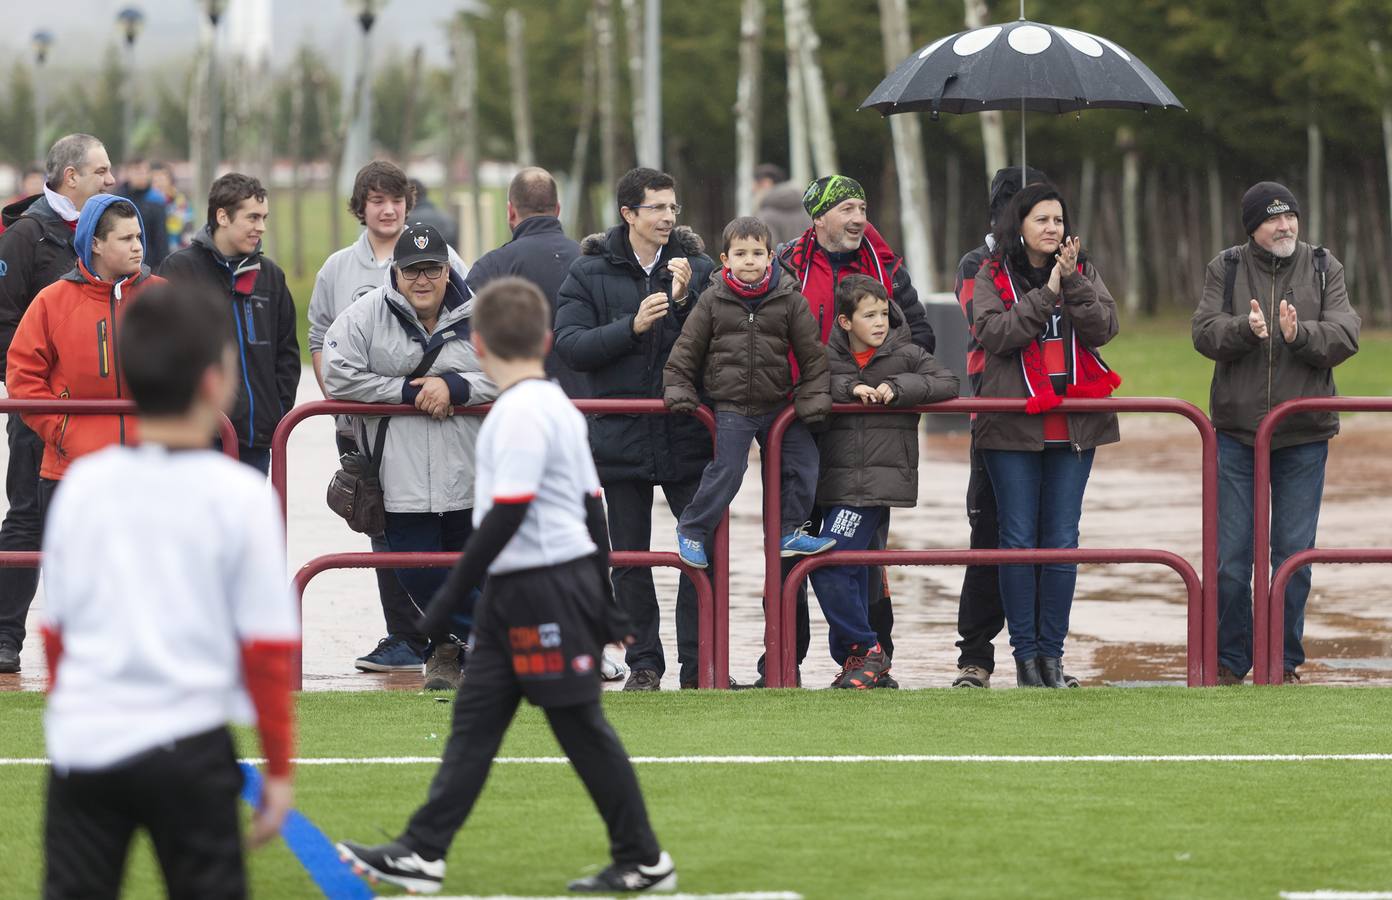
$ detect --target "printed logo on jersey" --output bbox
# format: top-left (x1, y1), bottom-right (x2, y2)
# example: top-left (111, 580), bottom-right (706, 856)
top-left (829, 509), bottom-right (863, 538)
top-left (571, 654), bottom-right (595, 674)
top-left (539, 622), bottom-right (561, 648)
top-left (0, 260), bottom-right (7, 277)
top-left (1039, 306), bottom-right (1069, 442)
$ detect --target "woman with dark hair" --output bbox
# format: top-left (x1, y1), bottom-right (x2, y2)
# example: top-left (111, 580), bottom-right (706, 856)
top-left (971, 182), bottom-right (1122, 688)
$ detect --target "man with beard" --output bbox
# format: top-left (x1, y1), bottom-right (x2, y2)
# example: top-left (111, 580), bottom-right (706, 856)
top-left (1192, 181), bottom-right (1360, 685)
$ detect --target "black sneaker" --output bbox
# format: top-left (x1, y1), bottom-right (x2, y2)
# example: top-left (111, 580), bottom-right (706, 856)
top-left (355, 636), bottom-right (425, 672)
top-left (622, 668), bottom-right (662, 692)
top-left (0, 638), bottom-right (19, 674)
top-left (837, 643), bottom-right (892, 690)
top-left (568, 850), bottom-right (676, 892)
top-left (875, 671), bottom-right (900, 689)
top-left (336, 839), bottom-right (444, 894)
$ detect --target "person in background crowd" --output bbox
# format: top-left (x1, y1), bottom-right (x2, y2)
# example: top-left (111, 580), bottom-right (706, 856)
top-left (467, 167), bottom-right (585, 397)
top-left (115, 157), bottom-right (169, 269)
top-left (0, 133), bottom-right (115, 675)
top-left (322, 224), bottom-right (497, 692)
top-left (554, 167), bottom-right (716, 692)
top-left (158, 173), bottom-right (299, 475)
top-left (972, 182), bottom-right (1121, 688)
top-left (752, 163), bottom-right (812, 248)
top-left (1192, 181), bottom-right (1360, 685)
top-left (409, 178), bottom-right (460, 249)
top-left (0, 166), bottom-right (46, 233)
top-left (308, 160), bottom-right (467, 677)
top-left (150, 162), bottom-right (194, 253)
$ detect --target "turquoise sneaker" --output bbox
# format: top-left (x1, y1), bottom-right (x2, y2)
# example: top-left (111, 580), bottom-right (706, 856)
top-left (675, 529), bottom-right (708, 568)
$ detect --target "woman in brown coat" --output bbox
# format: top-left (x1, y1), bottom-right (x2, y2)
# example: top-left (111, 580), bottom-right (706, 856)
top-left (972, 183), bottom-right (1121, 688)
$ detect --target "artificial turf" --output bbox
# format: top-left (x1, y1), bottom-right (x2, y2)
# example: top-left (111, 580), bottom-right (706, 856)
top-left (2, 688), bottom-right (1390, 899)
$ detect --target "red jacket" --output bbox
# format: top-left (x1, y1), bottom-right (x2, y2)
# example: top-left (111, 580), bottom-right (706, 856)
top-left (6, 261), bottom-right (162, 479)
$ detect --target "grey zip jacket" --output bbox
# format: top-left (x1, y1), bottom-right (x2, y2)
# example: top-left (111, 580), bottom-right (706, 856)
top-left (322, 269), bottom-right (497, 513)
top-left (1192, 240), bottom-right (1360, 449)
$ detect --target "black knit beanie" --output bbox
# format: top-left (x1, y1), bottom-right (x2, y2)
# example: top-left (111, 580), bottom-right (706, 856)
top-left (1241, 182), bottom-right (1299, 235)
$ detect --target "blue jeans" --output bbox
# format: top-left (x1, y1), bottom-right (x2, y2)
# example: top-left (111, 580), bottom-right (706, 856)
top-left (809, 506), bottom-right (885, 664)
top-left (1216, 433), bottom-right (1327, 678)
top-left (982, 447), bottom-right (1095, 661)
top-left (383, 509), bottom-right (477, 639)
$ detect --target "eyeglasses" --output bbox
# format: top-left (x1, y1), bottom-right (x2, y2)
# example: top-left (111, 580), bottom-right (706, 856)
top-left (631, 203), bottom-right (682, 216)
top-left (400, 263), bottom-right (446, 282)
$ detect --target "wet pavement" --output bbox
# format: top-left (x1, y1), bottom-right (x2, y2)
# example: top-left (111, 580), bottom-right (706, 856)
top-left (3, 370), bottom-right (1391, 692)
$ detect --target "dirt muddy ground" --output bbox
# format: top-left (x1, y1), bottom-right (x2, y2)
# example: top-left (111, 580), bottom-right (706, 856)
top-left (4, 369), bottom-right (1391, 692)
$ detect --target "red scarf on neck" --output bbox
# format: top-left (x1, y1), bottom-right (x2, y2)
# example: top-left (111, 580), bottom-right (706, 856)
top-left (989, 258), bottom-right (1121, 415)
top-left (784, 222), bottom-right (898, 343)
top-left (722, 264), bottom-right (774, 299)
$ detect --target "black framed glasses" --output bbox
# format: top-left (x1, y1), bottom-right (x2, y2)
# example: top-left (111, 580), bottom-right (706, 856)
top-left (400, 263), bottom-right (446, 282)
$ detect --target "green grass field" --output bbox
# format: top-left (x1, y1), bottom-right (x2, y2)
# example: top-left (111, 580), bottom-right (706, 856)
top-left (3, 688), bottom-right (1391, 899)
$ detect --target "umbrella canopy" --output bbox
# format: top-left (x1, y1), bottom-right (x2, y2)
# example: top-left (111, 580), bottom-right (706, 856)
top-left (861, 20), bottom-right (1183, 117)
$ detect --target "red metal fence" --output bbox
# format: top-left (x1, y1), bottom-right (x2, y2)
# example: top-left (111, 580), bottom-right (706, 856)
top-left (270, 399), bottom-right (732, 688)
top-left (760, 398), bottom-right (1220, 688)
top-left (1252, 397), bottom-right (1392, 685)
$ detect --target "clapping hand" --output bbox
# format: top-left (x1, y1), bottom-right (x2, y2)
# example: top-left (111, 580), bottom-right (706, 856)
top-left (1278, 299), bottom-right (1299, 343)
top-left (1055, 236), bottom-right (1080, 277)
top-left (1248, 299), bottom-right (1270, 339)
top-left (632, 292), bottom-right (670, 335)
top-left (667, 258), bottom-right (692, 300)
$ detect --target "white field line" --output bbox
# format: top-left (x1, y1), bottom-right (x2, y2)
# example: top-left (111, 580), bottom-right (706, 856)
top-left (430, 894), bottom-right (802, 900)
top-left (1280, 893), bottom-right (1392, 899)
top-left (5, 754), bottom-right (1392, 766)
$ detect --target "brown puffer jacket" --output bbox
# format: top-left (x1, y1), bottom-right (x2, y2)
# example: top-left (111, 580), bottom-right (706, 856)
top-left (817, 302), bottom-right (959, 508)
top-left (1191, 240), bottom-right (1359, 449)
top-left (972, 259), bottom-right (1121, 452)
top-left (663, 268), bottom-right (830, 422)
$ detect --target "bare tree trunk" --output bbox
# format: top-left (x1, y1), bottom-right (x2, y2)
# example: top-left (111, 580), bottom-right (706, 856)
top-left (1307, 101), bottom-right (1324, 243)
top-left (878, 0), bottom-right (935, 290)
top-left (1372, 41), bottom-right (1392, 297)
top-left (1207, 152), bottom-right (1224, 256)
top-left (734, 0), bottom-right (765, 217)
top-left (1118, 127), bottom-right (1141, 316)
top-left (1143, 167), bottom-right (1162, 315)
top-left (784, 1), bottom-right (811, 187)
top-left (1365, 157), bottom-right (1392, 326)
top-left (964, 0), bottom-right (1007, 181)
top-left (189, 20), bottom-right (214, 207)
top-left (786, 0), bottom-right (837, 175)
top-left (595, 0), bottom-right (618, 208)
top-left (505, 10), bottom-right (535, 166)
top-left (289, 55), bottom-right (306, 279)
top-left (945, 151), bottom-right (961, 273)
top-left (621, 0), bottom-right (645, 163)
top-left (318, 70), bottom-right (345, 251)
top-left (399, 45), bottom-right (423, 162)
top-left (460, 17), bottom-right (483, 261)
top-left (564, 15), bottom-right (600, 235)
top-left (1078, 154), bottom-right (1096, 237)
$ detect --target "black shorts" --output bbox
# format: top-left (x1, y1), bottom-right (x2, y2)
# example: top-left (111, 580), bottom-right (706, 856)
top-left (466, 556), bottom-right (619, 708)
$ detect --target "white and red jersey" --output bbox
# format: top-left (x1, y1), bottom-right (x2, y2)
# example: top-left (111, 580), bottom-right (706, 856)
top-left (473, 378), bottom-right (599, 575)
top-left (40, 444), bottom-right (299, 775)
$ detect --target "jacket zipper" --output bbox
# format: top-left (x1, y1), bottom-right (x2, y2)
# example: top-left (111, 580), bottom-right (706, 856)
top-left (1266, 256), bottom-right (1281, 415)
top-left (747, 306), bottom-right (757, 412)
top-left (55, 389), bottom-right (71, 458)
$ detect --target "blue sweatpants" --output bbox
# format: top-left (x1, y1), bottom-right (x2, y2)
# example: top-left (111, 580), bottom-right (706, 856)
top-left (808, 505), bottom-right (886, 664)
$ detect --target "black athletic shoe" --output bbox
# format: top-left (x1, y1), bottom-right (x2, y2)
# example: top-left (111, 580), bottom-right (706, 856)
top-left (568, 851), bottom-right (677, 892)
top-left (336, 839), bottom-right (444, 894)
top-left (875, 671), bottom-right (900, 689)
top-left (0, 638), bottom-right (19, 674)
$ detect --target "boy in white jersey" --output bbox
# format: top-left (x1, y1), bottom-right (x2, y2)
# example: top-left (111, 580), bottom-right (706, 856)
top-left (40, 283), bottom-right (299, 899)
top-left (337, 278), bottom-right (676, 895)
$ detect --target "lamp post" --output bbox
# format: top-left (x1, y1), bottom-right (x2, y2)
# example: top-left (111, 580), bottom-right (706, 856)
top-left (203, 0), bottom-right (227, 188)
top-left (31, 30), bottom-right (53, 163)
top-left (337, 0), bottom-right (380, 197)
top-left (116, 7), bottom-right (145, 159)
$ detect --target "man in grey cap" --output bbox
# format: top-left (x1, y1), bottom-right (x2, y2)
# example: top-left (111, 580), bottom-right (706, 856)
top-left (1192, 181), bottom-right (1361, 685)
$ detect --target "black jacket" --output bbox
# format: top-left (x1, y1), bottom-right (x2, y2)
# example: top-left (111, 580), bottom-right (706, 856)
top-left (466, 215), bottom-right (585, 396)
top-left (115, 183), bottom-right (169, 269)
top-left (554, 224), bottom-right (715, 484)
top-left (158, 228), bottom-right (300, 449)
top-left (0, 195), bottom-right (78, 376)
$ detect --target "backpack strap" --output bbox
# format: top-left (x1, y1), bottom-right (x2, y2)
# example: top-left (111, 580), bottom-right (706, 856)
top-left (1312, 245), bottom-right (1328, 303)
top-left (1221, 246), bottom-right (1242, 316)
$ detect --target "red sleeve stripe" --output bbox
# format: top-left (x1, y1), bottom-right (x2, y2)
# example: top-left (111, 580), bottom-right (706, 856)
top-left (41, 626), bottom-right (62, 693)
top-left (493, 493), bottom-right (536, 505)
top-left (240, 640), bottom-right (296, 777)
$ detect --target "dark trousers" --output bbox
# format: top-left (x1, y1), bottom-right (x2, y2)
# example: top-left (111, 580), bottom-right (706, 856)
top-left (44, 728), bottom-right (245, 900)
top-left (403, 693), bottom-right (659, 866)
top-left (678, 412), bottom-right (819, 543)
top-left (0, 416), bottom-right (49, 647)
top-left (383, 509), bottom-right (475, 641)
top-left (337, 434), bottom-right (429, 647)
top-left (237, 445), bottom-right (270, 475)
top-left (809, 506), bottom-right (886, 663)
top-left (604, 478), bottom-right (700, 683)
top-left (956, 438), bottom-right (1006, 672)
top-left (1216, 433), bottom-right (1327, 677)
top-left (983, 447), bottom-right (1095, 661)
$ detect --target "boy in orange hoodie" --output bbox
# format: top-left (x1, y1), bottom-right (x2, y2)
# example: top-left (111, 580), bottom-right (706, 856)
top-left (7, 194), bottom-right (162, 494)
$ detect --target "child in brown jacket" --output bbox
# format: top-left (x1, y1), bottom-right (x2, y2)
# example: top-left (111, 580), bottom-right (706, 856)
top-left (663, 216), bottom-right (833, 568)
top-left (810, 274), bottom-right (959, 688)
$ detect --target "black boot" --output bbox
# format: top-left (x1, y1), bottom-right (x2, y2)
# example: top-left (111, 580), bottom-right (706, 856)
top-left (1015, 657), bottom-right (1045, 687)
top-left (1038, 657), bottom-right (1066, 688)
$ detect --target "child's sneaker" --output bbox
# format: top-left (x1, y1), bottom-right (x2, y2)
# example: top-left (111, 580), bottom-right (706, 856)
top-left (675, 529), bottom-right (708, 569)
top-left (337, 839), bottom-right (445, 894)
top-left (836, 643), bottom-right (891, 690)
top-left (779, 524), bottom-right (837, 558)
top-left (567, 850), bottom-right (677, 892)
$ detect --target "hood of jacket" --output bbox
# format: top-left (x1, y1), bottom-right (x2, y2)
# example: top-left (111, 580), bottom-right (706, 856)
top-left (579, 223), bottom-right (705, 270)
top-left (2, 194), bottom-right (41, 228)
top-left (191, 225), bottom-right (264, 276)
top-left (72, 193), bottom-right (147, 274)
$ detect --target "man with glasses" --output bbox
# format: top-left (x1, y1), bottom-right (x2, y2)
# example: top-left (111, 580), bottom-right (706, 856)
top-left (554, 168), bottom-right (716, 691)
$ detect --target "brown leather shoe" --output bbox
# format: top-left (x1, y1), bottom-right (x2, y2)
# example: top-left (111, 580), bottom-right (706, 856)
top-left (622, 668), bottom-right (662, 692)
top-left (1283, 669), bottom-right (1301, 684)
top-left (423, 642), bottom-right (464, 691)
top-left (1217, 665), bottom-right (1244, 686)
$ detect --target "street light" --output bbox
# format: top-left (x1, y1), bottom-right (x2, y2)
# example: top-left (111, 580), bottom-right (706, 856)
top-left (116, 7), bottom-right (145, 159)
top-left (201, 0), bottom-right (226, 189)
top-left (337, 0), bottom-right (381, 196)
top-left (31, 30), bottom-right (54, 164)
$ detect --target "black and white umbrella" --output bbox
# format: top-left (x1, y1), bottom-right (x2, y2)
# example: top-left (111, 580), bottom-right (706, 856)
top-left (860, 18), bottom-right (1184, 173)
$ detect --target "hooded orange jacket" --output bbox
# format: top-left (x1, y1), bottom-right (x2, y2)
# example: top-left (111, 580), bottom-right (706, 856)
top-left (6, 260), bottom-right (163, 479)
